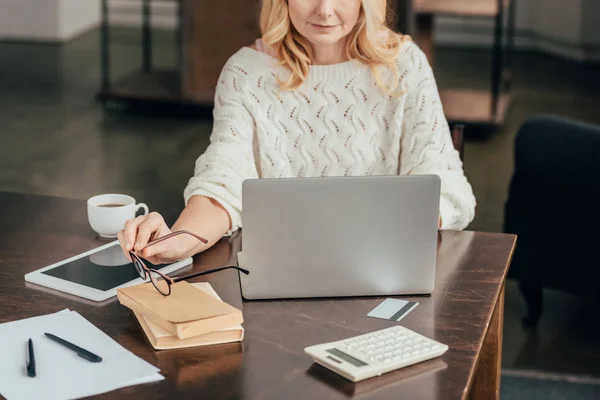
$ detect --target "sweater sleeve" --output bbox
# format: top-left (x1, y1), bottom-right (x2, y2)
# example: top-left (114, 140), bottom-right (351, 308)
top-left (183, 59), bottom-right (259, 236)
top-left (398, 43), bottom-right (476, 230)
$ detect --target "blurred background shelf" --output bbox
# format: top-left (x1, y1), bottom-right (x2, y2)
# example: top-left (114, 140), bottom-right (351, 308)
top-left (98, 0), bottom-right (516, 136)
top-left (440, 89), bottom-right (512, 126)
top-left (97, 0), bottom-right (260, 110)
top-left (412, 0), bottom-right (511, 17)
top-left (410, 0), bottom-right (517, 132)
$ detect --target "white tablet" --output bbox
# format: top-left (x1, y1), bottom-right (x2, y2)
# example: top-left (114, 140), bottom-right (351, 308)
top-left (24, 241), bottom-right (193, 302)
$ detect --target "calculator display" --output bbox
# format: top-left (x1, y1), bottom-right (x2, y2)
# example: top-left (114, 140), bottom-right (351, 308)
top-left (326, 348), bottom-right (368, 367)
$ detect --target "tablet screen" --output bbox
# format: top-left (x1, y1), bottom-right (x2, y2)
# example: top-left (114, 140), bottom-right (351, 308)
top-left (41, 244), bottom-right (173, 291)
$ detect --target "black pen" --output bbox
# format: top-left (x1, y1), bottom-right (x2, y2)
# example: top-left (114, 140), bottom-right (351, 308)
top-left (44, 333), bottom-right (103, 363)
top-left (26, 338), bottom-right (36, 377)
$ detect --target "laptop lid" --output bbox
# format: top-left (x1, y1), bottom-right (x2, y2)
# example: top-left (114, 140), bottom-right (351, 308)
top-left (238, 175), bottom-right (441, 300)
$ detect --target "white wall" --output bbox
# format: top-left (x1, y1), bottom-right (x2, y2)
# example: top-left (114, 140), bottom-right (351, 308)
top-left (107, 0), bottom-right (177, 29)
top-left (582, 0), bottom-right (600, 59)
top-left (0, 0), bottom-right (60, 41)
top-left (529, 0), bottom-right (581, 42)
top-left (0, 0), bottom-right (100, 42)
top-left (528, 0), bottom-right (584, 60)
top-left (582, 0), bottom-right (600, 47)
top-left (431, 0), bottom-right (597, 63)
top-left (59, 0), bottom-right (101, 41)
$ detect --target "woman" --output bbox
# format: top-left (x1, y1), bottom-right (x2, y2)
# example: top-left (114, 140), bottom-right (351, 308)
top-left (118, 0), bottom-right (476, 265)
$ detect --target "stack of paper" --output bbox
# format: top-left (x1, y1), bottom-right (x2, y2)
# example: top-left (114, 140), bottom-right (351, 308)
top-left (117, 281), bottom-right (244, 350)
top-left (131, 283), bottom-right (244, 350)
top-left (0, 309), bottom-right (163, 400)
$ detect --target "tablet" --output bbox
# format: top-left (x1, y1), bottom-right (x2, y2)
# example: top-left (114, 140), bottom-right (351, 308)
top-left (24, 241), bottom-right (193, 302)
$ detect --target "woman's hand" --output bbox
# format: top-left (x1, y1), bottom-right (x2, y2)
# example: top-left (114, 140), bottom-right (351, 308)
top-left (117, 212), bottom-right (197, 265)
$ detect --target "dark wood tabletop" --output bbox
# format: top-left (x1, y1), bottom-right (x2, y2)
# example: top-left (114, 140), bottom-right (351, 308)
top-left (0, 191), bottom-right (516, 400)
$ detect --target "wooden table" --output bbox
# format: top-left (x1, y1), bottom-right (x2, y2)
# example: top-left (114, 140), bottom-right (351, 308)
top-left (0, 192), bottom-right (516, 400)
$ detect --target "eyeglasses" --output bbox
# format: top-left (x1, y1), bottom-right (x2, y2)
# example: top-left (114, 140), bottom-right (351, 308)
top-left (129, 230), bottom-right (249, 296)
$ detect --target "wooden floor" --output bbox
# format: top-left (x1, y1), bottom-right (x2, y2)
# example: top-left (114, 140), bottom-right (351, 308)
top-left (1, 27), bottom-right (600, 380)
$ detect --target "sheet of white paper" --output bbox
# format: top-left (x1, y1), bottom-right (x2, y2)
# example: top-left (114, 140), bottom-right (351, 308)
top-left (0, 309), bottom-right (163, 400)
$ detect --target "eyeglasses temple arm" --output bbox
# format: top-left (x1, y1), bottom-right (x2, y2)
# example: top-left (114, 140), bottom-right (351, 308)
top-left (171, 265), bottom-right (250, 283)
top-left (143, 230), bottom-right (209, 250)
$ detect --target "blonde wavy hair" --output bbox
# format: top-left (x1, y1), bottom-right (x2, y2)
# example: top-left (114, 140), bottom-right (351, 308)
top-left (260, 0), bottom-right (411, 96)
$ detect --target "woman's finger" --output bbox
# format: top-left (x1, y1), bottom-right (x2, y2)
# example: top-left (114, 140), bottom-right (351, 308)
top-left (117, 230), bottom-right (132, 261)
top-left (133, 212), bottom-right (164, 251)
top-left (123, 216), bottom-right (146, 250)
top-left (140, 243), bottom-right (176, 265)
top-left (140, 237), bottom-right (171, 260)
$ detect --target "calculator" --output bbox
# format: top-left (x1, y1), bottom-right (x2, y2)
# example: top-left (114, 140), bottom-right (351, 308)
top-left (304, 325), bottom-right (448, 382)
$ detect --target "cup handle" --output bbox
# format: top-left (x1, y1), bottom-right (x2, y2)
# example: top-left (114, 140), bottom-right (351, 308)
top-left (136, 203), bottom-right (149, 216)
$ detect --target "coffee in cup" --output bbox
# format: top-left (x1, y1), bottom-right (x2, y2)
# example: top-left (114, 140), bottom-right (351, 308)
top-left (87, 194), bottom-right (149, 238)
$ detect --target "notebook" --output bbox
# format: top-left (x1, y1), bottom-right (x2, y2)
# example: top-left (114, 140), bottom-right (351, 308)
top-left (117, 280), bottom-right (243, 339)
top-left (133, 283), bottom-right (244, 350)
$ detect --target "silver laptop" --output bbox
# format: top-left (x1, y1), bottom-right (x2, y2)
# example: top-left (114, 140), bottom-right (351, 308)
top-left (238, 175), bottom-right (441, 300)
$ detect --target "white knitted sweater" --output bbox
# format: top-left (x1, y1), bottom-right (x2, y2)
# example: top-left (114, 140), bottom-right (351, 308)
top-left (184, 39), bottom-right (476, 234)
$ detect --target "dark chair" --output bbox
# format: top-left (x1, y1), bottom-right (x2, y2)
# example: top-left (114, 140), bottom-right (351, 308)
top-left (503, 115), bottom-right (600, 327)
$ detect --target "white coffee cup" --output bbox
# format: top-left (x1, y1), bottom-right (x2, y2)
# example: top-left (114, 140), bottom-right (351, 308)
top-left (87, 194), bottom-right (149, 238)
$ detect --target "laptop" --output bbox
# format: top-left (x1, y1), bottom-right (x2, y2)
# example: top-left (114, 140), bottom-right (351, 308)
top-left (238, 175), bottom-right (441, 300)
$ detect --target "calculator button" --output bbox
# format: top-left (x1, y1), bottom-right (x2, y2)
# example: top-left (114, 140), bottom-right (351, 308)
top-left (304, 325), bottom-right (448, 383)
